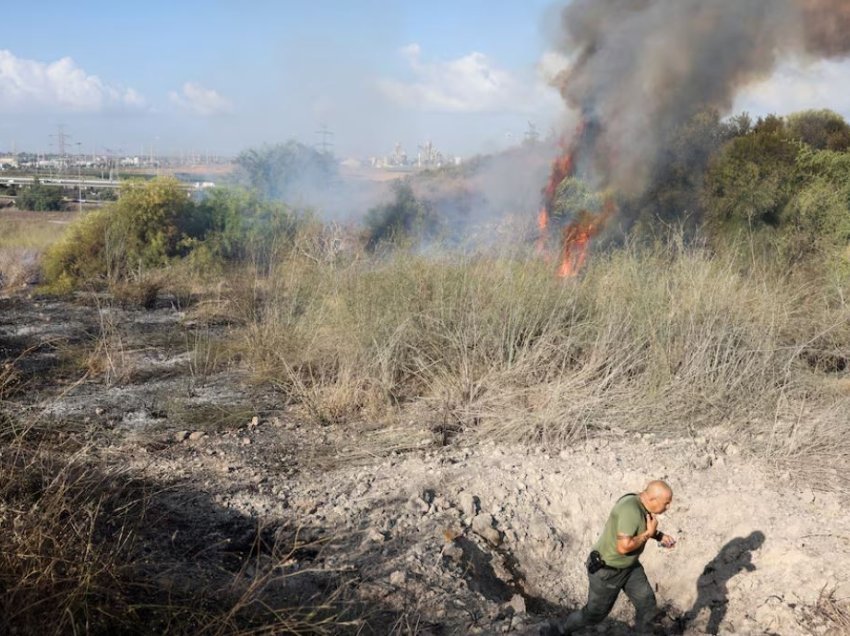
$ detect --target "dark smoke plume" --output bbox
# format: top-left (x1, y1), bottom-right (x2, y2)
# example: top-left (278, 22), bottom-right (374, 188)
top-left (553, 0), bottom-right (850, 195)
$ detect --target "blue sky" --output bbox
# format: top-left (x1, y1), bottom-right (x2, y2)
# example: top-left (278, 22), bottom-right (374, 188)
top-left (3, 1), bottom-right (850, 159)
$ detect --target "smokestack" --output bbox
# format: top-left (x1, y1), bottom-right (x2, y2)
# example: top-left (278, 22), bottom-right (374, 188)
top-left (551, 0), bottom-right (850, 196)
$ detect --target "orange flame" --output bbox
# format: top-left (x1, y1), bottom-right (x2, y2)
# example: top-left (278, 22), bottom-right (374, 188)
top-left (556, 200), bottom-right (616, 278)
top-left (537, 206), bottom-right (549, 231)
top-left (537, 143), bottom-right (576, 256)
top-left (536, 206), bottom-right (549, 254)
top-left (536, 120), bottom-right (615, 278)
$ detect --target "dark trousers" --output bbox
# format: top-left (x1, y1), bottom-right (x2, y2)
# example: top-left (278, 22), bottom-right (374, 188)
top-left (563, 562), bottom-right (657, 633)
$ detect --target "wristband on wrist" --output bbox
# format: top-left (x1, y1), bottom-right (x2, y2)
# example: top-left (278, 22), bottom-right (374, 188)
top-left (653, 530), bottom-right (664, 541)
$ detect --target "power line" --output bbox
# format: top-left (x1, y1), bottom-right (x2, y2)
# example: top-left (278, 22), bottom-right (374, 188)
top-left (315, 123), bottom-right (334, 155)
top-left (49, 124), bottom-right (72, 171)
top-left (49, 124), bottom-right (72, 157)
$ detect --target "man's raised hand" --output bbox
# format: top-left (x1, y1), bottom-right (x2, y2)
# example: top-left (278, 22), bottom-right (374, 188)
top-left (645, 512), bottom-right (658, 537)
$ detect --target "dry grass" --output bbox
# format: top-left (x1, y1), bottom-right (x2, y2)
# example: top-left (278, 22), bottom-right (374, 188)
top-left (0, 213), bottom-right (75, 288)
top-left (799, 586), bottom-right (850, 633)
top-left (230, 235), bottom-right (850, 477)
top-left (0, 421), bottom-right (354, 635)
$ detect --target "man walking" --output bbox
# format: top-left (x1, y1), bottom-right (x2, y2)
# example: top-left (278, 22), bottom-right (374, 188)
top-left (554, 480), bottom-right (677, 635)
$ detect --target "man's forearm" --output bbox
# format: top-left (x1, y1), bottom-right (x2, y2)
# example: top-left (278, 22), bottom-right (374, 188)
top-left (617, 531), bottom-right (653, 554)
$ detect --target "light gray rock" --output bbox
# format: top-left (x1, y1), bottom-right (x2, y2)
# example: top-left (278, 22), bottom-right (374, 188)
top-left (188, 431), bottom-right (206, 441)
top-left (432, 495), bottom-right (451, 511)
top-left (441, 542), bottom-right (463, 564)
top-left (692, 453), bottom-right (713, 470)
top-left (389, 570), bottom-right (407, 586)
top-left (458, 492), bottom-right (480, 518)
top-left (509, 594), bottom-right (526, 614)
top-left (528, 516), bottom-right (552, 542)
top-left (472, 513), bottom-right (501, 545)
top-left (407, 496), bottom-right (430, 515)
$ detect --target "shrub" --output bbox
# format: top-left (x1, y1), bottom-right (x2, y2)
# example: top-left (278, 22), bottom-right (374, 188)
top-left (42, 208), bottom-right (112, 289)
top-left (363, 181), bottom-right (442, 250)
top-left (702, 119), bottom-right (798, 237)
top-left (42, 177), bottom-right (313, 291)
top-left (195, 186), bottom-right (303, 265)
top-left (235, 141), bottom-right (337, 201)
top-left (41, 178), bottom-right (206, 288)
top-left (786, 109), bottom-right (850, 151)
top-left (16, 179), bottom-right (64, 211)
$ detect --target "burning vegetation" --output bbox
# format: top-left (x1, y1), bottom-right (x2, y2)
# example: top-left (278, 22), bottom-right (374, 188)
top-left (533, 0), bottom-right (850, 278)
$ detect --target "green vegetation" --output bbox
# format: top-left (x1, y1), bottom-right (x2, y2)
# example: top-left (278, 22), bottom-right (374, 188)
top-left (16, 178), bottom-right (64, 211)
top-left (702, 111), bottom-right (850, 270)
top-left (235, 140), bottom-right (337, 201)
top-left (363, 181), bottom-right (442, 250)
top-left (41, 177), bottom-right (304, 292)
top-left (43, 177), bottom-right (197, 290)
top-left (194, 186), bottom-right (304, 264)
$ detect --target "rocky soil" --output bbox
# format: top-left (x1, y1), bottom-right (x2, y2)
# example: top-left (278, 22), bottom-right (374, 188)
top-left (2, 292), bottom-right (848, 635)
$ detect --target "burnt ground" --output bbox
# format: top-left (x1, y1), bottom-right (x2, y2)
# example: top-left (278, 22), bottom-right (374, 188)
top-left (1, 292), bottom-right (849, 635)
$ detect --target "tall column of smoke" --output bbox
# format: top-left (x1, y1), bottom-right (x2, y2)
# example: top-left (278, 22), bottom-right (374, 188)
top-left (553, 0), bottom-right (850, 196)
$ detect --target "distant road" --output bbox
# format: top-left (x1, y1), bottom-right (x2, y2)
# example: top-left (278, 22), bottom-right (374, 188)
top-left (0, 176), bottom-right (214, 190)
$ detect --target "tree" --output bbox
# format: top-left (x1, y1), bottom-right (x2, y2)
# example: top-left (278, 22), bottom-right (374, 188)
top-left (17, 179), bottom-right (64, 211)
top-left (702, 118), bottom-right (798, 236)
top-left (786, 109), bottom-right (850, 151)
top-left (622, 110), bottom-right (739, 235)
top-left (779, 148), bottom-right (850, 263)
top-left (43, 177), bottom-right (203, 287)
top-left (235, 141), bottom-right (337, 202)
top-left (194, 187), bottom-right (301, 262)
top-left (363, 181), bottom-right (441, 250)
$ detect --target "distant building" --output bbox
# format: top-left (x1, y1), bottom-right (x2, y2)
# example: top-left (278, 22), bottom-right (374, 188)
top-left (0, 156), bottom-right (18, 169)
top-left (372, 141), bottom-right (458, 171)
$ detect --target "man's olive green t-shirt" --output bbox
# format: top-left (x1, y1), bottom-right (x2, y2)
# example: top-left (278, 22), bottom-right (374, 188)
top-left (593, 494), bottom-right (648, 569)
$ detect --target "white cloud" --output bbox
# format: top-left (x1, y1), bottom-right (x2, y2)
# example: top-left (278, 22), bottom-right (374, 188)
top-left (734, 57), bottom-right (850, 118)
top-left (0, 49), bottom-right (145, 113)
top-left (169, 82), bottom-right (232, 116)
top-left (378, 44), bottom-right (561, 115)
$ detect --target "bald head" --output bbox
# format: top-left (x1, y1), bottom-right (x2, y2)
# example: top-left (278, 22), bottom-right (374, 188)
top-left (640, 480), bottom-right (673, 514)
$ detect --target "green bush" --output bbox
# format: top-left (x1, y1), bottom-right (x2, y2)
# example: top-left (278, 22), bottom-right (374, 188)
top-left (363, 181), bottom-right (442, 250)
top-left (41, 178), bottom-right (309, 290)
top-left (702, 117), bottom-right (798, 237)
top-left (42, 178), bottom-right (203, 288)
top-left (17, 179), bottom-right (64, 211)
top-left (703, 119), bottom-right (850, 271)
top-left (779, 148), bottom-right (850, 266)
top-left (786, 109), bottom-right (850, 151)
top-left (195, 187), bottom-right (302, 264)
top-left (42, 208), bottom-right (112, 291)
